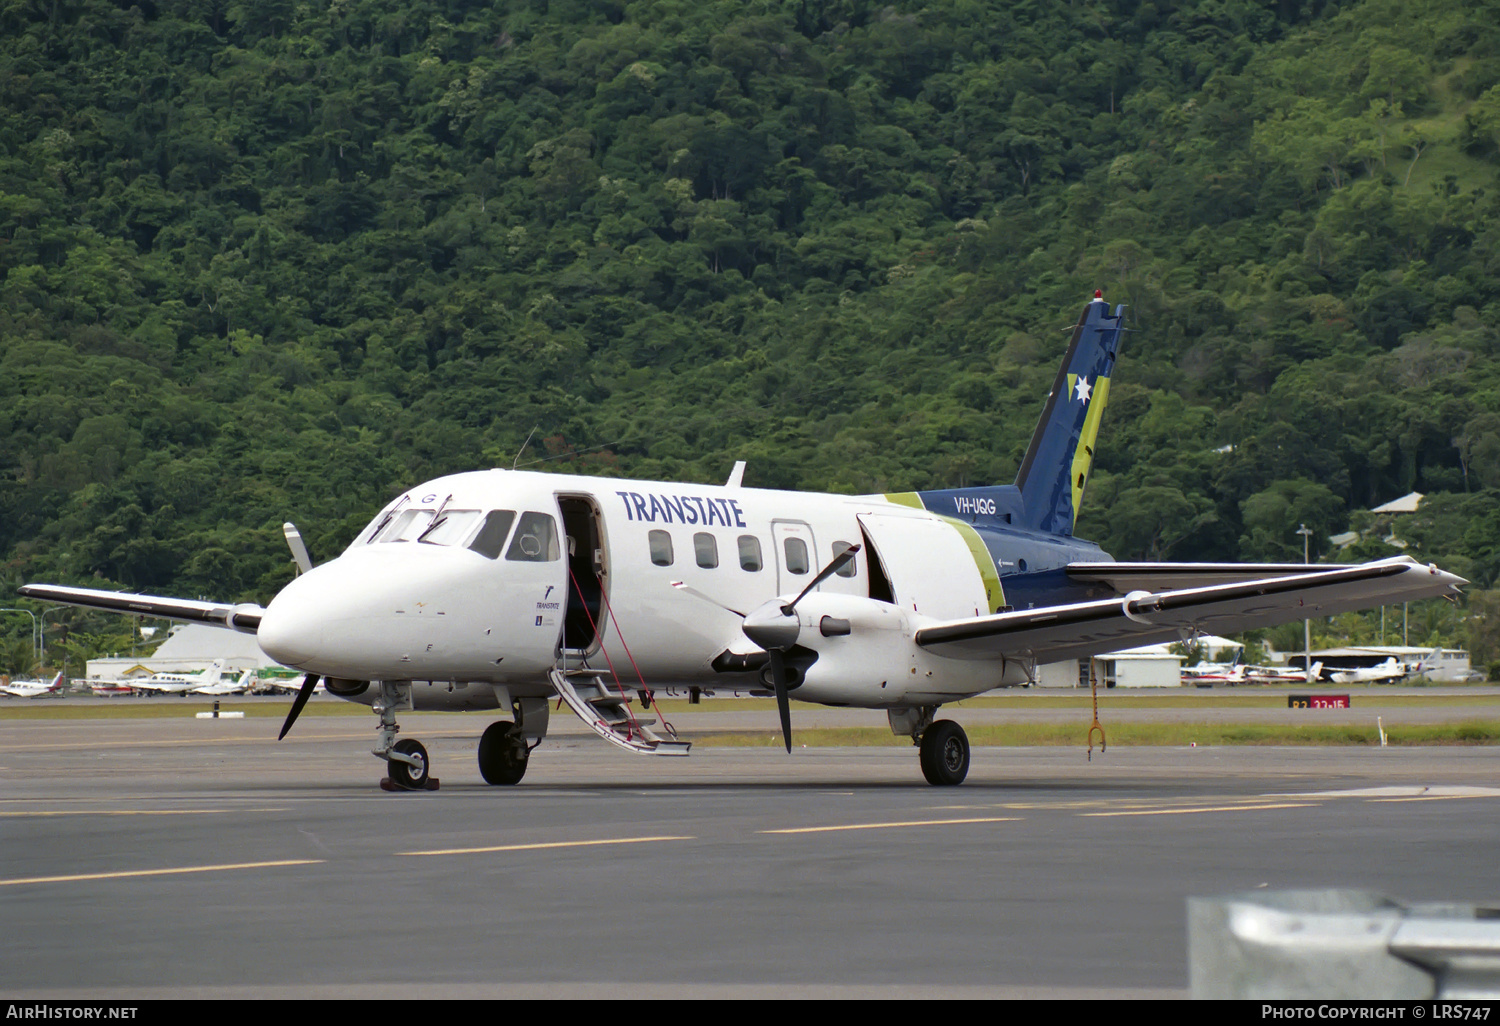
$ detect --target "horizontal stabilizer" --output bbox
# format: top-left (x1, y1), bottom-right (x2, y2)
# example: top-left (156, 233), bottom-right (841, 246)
top-left (916, 557), bottom-right (1464, 665)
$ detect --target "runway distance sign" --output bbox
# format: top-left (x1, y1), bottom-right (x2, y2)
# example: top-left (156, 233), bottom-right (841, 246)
top-left (1287, 694), bottom-right (1351, 709)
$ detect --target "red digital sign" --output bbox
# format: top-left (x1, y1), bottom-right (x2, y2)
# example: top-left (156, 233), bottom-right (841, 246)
top-left (1287, 694), bottom-right (1350, 709)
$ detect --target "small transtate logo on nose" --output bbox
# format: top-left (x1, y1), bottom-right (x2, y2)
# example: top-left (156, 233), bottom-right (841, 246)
top-left (1074, 376), bottom-right (1092, 404)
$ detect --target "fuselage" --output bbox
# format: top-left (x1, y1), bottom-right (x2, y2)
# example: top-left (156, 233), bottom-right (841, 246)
top-left (256, 468), bottom-right (1110, 708)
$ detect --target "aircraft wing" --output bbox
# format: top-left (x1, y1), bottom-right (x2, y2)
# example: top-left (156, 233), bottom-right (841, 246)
top-left (916, 557), bottom-right (1464, 664)
top-left (1064, 561), bottom-right (1362, 592)
top-left (16, 584), bottom-right (264, 633)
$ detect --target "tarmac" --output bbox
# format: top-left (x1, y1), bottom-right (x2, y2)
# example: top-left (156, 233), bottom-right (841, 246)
top-left (1, 692), bottom-right (1497, 998)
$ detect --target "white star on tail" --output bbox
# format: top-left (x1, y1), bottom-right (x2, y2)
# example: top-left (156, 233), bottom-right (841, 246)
top-left (1075, 376), bottom-right (1092, 403)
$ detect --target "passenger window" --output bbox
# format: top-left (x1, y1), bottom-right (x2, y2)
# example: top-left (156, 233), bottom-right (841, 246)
top-left (468, 510), bottom-right (516, 559)
top-left (506, 512), bottom-right (560, 562)
top-left (832, 541), bottom-right (858, 577)
top-left (694, 533), bottom-right (718, 569)
top-left (738, 535), bottom-right (762, 572)
top-left (784, 537), bottom-right (809, 575)
top-left (649, 530), bottom-right (674, 567)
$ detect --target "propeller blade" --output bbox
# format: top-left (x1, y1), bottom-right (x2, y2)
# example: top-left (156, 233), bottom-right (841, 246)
top-left (768, 650), bottom-right (792, 754)
top-left (670, 580), bottom-right (746, 618)
top-left (784, 544), bottom-right (861, 613)
top-left (278, 673), bottom-right (321, 740)
top-left (283, 523), bottom-right (312, 575)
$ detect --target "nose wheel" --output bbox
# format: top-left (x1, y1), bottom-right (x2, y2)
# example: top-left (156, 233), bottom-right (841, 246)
top-left (374, 681), bottom-right (440, 791)
top-left (385, 738), bottom-right (437, 790)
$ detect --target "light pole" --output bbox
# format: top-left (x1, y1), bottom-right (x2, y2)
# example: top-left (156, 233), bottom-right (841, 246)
top-left (39, 606), bottom-right (68, 671)
top-left (1296, 524), bottom-right (1315, 681)
top-left (0, 608), bottom-right (39, 670)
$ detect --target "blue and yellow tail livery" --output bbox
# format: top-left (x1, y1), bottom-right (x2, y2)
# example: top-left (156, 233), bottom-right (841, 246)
top-left (1012, 293), bottom-right (1125, 536)
top-left (908, 293), bottom-right (1125, 540)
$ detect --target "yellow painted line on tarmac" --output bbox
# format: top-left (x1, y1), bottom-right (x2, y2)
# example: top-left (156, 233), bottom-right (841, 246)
top-left (937, 797), bottom-right (1277, 812)
top-left (762, 816), bottom-right (1020, 835)
top-left (1368, 795), bottom-right (1498, 803)
top-left (931, 802), bottom-right (1090, 811)
top-left (1, 733), bottom-right (370, 752)
top-left (0, 808), bottom-right (285, 817)
top-left (1081, 803), bottom-right (1318, 818)
top-left (0, 859), bottom-right (325, 887)
top-left (399, 835), bottom-right (694, 857)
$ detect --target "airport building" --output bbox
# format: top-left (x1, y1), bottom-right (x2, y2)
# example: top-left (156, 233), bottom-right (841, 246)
top-left (85, 623), bottom-right (293, 683)
top-left (1035, 644), bottom-right (1186, 688)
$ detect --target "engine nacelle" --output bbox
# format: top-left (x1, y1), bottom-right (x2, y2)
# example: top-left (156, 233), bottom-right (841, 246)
top-left (774, 594), bottom-right (1007, 707)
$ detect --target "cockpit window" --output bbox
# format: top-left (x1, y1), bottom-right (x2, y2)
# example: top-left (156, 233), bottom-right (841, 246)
top-left (505, 511), bottom-right (560, 562)
top-left (468, 510), bottom-right (517, 559)
top-left (417, 509), bottom-right (480, 546)
top-left (375, 508), bottom-right (434, 543)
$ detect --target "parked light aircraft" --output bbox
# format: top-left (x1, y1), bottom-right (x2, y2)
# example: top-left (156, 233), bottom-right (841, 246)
top-left (1181, 650), bottom-right (1247, 685)
top-left (0, 671), bottom-right (66, 698)
top-left (193, 667), bottom-right (255, 696)
top-left (1244, 661), bottom-right (1323, 685)
top-left (20, 294), bottom-right (1466, 788)
top-left (120, 660), bottom-right (228, 695)
top-left (1329, 657), bottom-right (1408, 685)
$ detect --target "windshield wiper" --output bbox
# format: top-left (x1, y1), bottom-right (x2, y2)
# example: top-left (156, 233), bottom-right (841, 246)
top-left (416, 494), bottom-right (454, 544)
top-left (368, 495), bottom-right (410, 543)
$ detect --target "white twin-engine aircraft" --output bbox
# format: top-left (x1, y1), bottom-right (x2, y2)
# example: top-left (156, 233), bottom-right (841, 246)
top-left (21, 294), bottom-right (1465, 789)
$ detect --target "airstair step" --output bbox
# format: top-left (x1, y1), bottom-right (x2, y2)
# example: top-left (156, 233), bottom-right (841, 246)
top-left (598, 713), bottom-right (656, 727)
top-left (548, 668), bottom-right (690, 758)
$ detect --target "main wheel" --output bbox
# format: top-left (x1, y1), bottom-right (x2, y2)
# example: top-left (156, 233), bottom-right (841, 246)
top-left (389, 738), bottom-right (430, 790)
top-left (478, 720), bottom-right (529, 785)
top-left (919, 720), bottom-right (970, 786)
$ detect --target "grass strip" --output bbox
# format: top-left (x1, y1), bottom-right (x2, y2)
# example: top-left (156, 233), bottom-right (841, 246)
top-left (0, 701), bottom-right (369, 720)
top-left (691, 720), bottom-right (1500, 748)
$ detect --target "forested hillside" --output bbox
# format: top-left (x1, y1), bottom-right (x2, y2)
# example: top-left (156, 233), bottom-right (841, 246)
top-left (4, 0), bottom-right (1500, 672)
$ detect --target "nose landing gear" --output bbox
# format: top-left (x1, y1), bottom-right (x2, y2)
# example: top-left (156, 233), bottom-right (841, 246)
top-left (374, 681), bottom-right (441, 791)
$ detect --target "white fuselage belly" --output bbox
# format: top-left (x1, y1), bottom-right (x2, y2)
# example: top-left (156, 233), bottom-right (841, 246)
top-left (257, 469), bottom-right (1014, 708)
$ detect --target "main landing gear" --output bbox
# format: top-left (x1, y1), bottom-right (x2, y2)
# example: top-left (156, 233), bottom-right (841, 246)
top-left (478, 721), bottom-right (529, 785)
top-left (889, 706), bottom-right (971, 786)
top-left (918, 720), bottom-right (970, 786)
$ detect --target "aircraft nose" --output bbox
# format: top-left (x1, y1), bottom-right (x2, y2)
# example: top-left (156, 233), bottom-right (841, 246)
top-left (254, 551), bottom-right (485, 679)
top-left (256, 571), bottom-right (329, 669)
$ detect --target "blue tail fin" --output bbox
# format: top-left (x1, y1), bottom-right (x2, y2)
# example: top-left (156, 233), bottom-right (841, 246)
top-left (903, 293), bottom-right (1125, 539)
top-left (1011, 293), bottom-right (1125, 536)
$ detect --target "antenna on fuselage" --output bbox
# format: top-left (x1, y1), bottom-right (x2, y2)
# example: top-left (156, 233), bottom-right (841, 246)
top-left (512, 426), bottom-right (539, 470)
top-left (725, 461), bottom-right (746, 488)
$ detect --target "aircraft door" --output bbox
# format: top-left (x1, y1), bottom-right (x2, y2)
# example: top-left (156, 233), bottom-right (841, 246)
top-left (558, 495), bottom-right (608, 655)
top-left (856, 512), bottom-right (990, 620)
top-left (770, 520), bottom-right (817, 595)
